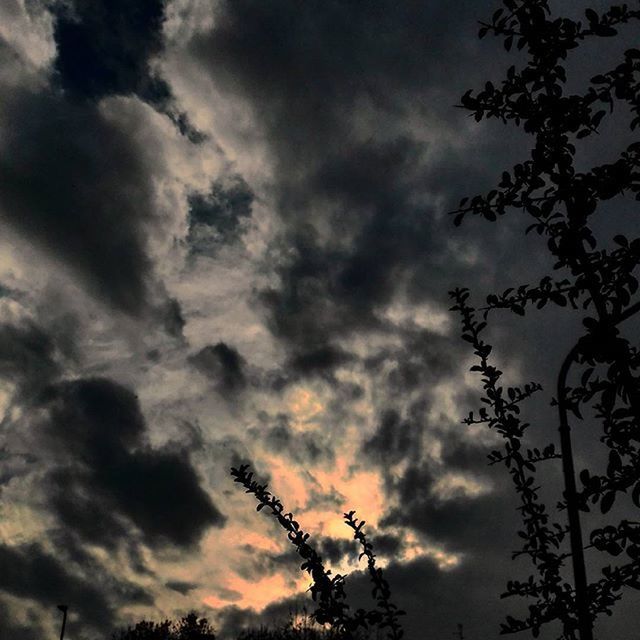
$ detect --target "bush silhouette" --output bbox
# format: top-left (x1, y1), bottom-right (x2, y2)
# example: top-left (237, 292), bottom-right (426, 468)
top-left (113, 612), bottom-right (216, 639)
top-left (236, 609), bottom-right (365, 640)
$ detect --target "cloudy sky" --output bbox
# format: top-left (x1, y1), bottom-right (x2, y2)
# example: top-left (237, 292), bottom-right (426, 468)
top-left (0, 1), bottom-right (638, 638)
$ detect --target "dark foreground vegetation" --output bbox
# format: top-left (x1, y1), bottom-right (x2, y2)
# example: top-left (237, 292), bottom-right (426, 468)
top-left (113, 613), bottom-right (216, 639)
top-left (112, 612), bottom-right (370, 640)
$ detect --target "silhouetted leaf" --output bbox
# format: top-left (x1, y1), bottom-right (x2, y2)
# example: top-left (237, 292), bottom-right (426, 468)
top-left (601, 492), bottom-right (616, 514)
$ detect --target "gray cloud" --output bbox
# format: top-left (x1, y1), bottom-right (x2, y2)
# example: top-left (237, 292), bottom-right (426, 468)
top-left (42, 377), bottom-right (226, 549)
top-left (0, 598), bottom-right (41, 640)
top-left (254, 413), bottom-right (335, 467)
top-left (187, 174), bottom-right (254, 255)
top-left (186, 0), bottom-right (507, 366)
top-left (52, 0), bottom-right (166, 101)
top-left (0, 88), bottom-right (157, 316)
top-left (2, 1), bottom-right (638, 638)
top-left (166, 580), bottom-right (198, 596)
top-left (0, 542), bottom-right (116, 632)
top-left (189, 342), bottom-right (247, 392)
top-left (0, 446), bottom-right (37, 491)
top-left (0, 321), bottom-right (61, 399)
top-left (49, 0), bottom-right (204, 141)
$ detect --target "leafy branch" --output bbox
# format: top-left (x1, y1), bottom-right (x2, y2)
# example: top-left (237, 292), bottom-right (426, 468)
top-left (231, 465), bottom-right (405, 640)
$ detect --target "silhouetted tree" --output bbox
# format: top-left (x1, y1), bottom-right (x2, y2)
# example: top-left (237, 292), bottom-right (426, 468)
top-left (450, 1), bottom-right (640, 639)
top-left (113, 613), bottom-right (216, 640)
top-left (231, 464), bottom-right (404, 640)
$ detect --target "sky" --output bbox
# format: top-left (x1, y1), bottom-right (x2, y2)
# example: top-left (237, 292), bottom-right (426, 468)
top-left (0, 1), bottom-right (638, 639)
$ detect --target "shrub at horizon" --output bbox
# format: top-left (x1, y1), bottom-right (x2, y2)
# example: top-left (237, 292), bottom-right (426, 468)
top-left (113, 612), bottom-right (216, 640)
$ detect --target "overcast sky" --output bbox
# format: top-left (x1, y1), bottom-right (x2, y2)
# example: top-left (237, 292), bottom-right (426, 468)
top-left (0, 1), bottom-right (638, 639)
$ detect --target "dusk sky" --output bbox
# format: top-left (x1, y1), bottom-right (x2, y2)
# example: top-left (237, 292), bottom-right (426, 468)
top-left (0, 1), bottom-right (638, 639)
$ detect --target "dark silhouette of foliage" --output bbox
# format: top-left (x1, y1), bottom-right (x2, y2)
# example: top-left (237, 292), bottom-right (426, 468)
top-left (112, 609), bottom-right (356, 640)
top-left (114, 610), bottom-right (360, 640)
top-left (236, 609), bottom-right (362, 640)
top-left (343, 511), bottom-right (404, 639)
top-left (113, 612), bottom-right (216, 640)
top-left (450, 1), bottom-right (640, 639)
top-left (230, 464), bottom-right (405, 640)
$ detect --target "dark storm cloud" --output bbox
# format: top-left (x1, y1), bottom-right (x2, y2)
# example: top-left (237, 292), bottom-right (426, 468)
top-left (375, 426), bottom-right (517, 561)
top-left (47, 523), bottom-right (154, 586)
top-left (188, 0), bottom-right (506, 365)
top-left (242, 533), bottom-right (359, 578)
top-left (374, 328), bottom-right (460, 391)
top-left (52, 0), bottom-right (166, 101)
top-left (215, 605), bottom-right (268, 639)
top-left (0, 88), bottom-right (157, 316)
top-left (190, 0), bottom-right (485, 125)
top-left (187, 174), bottom-right (254, 254)
top-left (439, 431), bottom-right (495, 473)
top-left (361, 393), bottom-right (510, 555)
top-left (383, 477), bottom-right (512, 553)
top-left (235, 550), bottom-right (522, 640)
top-left (50, 0), bottom-right (206, 142)
top-left (5, 1), bottom-right (635, 638)
top-left (348, 555), bottom-right (513, 640)
top-left (222, 546), bottom-right (639, 640)
top-left (0, 320), bottom-right (60, 486)
top-left (258, 137), bottom-right (437, 350)
top-left (215, 595), bottom-right (324, 640)
top-left (315, 536), bottom-right (358, 566)
top-left (166, 580), bottom-right (198, 596)
top-left (368, 531), bottom-right (404, 558)
top-left (236, 544), bottom-right (298, 581)
top-left (287, 344), bottom-right (354, 377)
top-left (0, 2), bottom-right (199, 327)
top-left (0, 540), bottom-right (154, 638)
top-left (0, 321), bottom-right (60, 397)
top-left (0, 542), bottom-right (116, 630)
top-left (189, 342), bottom-right (247, 392)
top-left (42, 377), bottom-right (225, 549)
top-left (362, 408), bottom-right (422, 467)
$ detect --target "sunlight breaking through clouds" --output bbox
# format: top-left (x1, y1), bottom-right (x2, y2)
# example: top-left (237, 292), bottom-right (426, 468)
top-left (4, 1), bottom-right (638, 638)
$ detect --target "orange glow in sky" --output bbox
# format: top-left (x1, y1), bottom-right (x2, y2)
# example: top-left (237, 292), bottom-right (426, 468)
top-left (203, 573), bottom-right (311, 611)
top-left (286, 386), bottom-right (324, 430)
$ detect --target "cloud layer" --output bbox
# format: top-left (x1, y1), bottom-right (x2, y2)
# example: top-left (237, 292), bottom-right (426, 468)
top-left (0, 1), bottom-right (638, 639)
